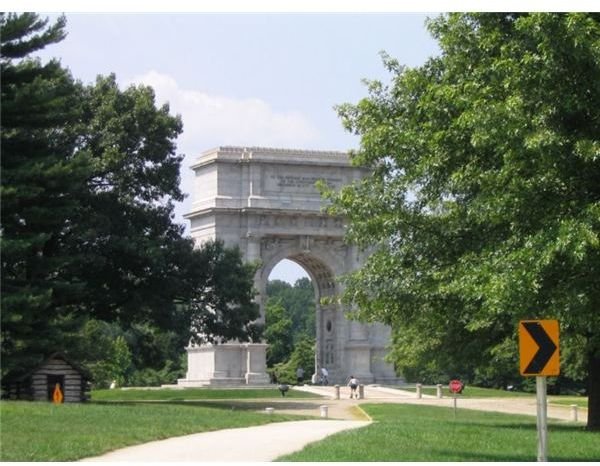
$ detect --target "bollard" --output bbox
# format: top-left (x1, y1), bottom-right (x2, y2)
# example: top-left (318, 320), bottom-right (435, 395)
top-left (570, 404), bottom-right (578, 422)
top-left (334, 384), bottom-right (340, 400)
top-left (358, 384), bottom-right (365, 399)
top-left (416, 383), bottom-right (422, 399)
top-left (265, 407), bottom-right (274, 415)
top-left (320, 405), bottom-right (328, 418)
top-left (436, 384), bottom-right (443, 398)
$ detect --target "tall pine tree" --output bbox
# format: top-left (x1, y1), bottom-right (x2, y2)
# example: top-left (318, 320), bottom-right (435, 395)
top-left (1, 13), bottom-right (91, 376)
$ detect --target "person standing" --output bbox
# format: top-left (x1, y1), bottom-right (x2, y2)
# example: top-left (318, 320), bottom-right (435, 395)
top-left (296, 367), bottom-right (305, 385)
top-left (348, 375), bottom-right (359, 399)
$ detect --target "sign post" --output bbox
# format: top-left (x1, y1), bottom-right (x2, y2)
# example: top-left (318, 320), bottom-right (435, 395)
top-left (519, 320), bottom-right (559, 462)
top-left (449, 379), bottom-right (463, 419)
top-left (535, 376), bottom-right (548, 462)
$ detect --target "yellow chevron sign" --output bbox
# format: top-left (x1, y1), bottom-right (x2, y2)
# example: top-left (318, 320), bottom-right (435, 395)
top-left (519, 320), bottom-right (559, 376)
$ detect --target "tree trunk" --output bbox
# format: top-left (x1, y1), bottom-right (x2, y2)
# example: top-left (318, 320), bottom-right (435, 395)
top-left (587, 350), bottom-right (600, 431)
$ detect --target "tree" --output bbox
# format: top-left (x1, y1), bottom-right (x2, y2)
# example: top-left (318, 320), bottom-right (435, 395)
top-left (328, 13), bottom-right (600, 430)
top-left (264, 299), bottom-right (293, 366)
top-left (266, 277), bottom-right (316, 341)
top-left (64, 318), bottom-right (186, 388)
top-left (263, 277), bottom-right (316, 369)
top-left (1, 13), bottom-right (260, 383)
top-left (184, 240), bottom-right (261, 345)
top-left (271, 335), bottom-right (315, 384)
top-left (107, 336), bottom-right (133, 387)
top-left (1, 13), bottom-right (92, 376)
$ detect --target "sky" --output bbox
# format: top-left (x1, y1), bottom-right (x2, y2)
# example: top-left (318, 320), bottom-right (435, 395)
top-left (14, 3), bottom-right (598, 282)
top-left (28, 11), bottom-right (443, 283)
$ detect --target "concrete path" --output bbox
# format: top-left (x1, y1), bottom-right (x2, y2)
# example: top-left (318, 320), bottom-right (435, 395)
top-left (80, 385), bottom-right (587, 462)
top-left (81, 419), bottom-right (370, 462)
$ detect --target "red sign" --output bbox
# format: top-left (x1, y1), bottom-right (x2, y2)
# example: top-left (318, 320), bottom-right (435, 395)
top-left (449, 379), bottom-right (463, 394)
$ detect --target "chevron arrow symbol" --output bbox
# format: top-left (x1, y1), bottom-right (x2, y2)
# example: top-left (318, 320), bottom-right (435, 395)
top-left (522, 321), bottom-right (558, 374)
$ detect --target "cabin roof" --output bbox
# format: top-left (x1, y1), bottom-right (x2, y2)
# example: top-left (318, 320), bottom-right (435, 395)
top-left (11, 352), bottom-right (92, 382)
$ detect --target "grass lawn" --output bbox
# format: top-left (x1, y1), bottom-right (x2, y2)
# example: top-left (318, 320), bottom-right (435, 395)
top-left (398, 385), bottom-right (534, 398)
top-left (278, 404), bottom-right (600, 462)
top-left (394, 385), bottom-right (588, 408)
top-left (0, 400), bottom-right (307, 461)
top-left (549, 397), bottom-right (589, 409)
top-left (92, 386), bottom-right (319, 401)
top-left (398, 385), bottom-right (588, 408)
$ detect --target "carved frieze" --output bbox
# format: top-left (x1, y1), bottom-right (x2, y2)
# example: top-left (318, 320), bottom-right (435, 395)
top-left (248, 213), bottom-right (345, 233)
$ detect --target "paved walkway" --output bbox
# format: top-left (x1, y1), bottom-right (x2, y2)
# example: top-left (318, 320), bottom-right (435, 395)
top-left (82, 419), bottom-right (370, 462)
top-left (80, 385), bottom-right (587, 461)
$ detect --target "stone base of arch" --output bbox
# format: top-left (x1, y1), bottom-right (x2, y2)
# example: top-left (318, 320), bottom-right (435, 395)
top-left (178, 343), bottom-right (271, 387)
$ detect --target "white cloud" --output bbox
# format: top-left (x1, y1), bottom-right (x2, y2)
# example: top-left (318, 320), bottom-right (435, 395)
top-left (124, 70), bottom-right (320, 150)
top-left (121, 70), bottom-right (321, 229)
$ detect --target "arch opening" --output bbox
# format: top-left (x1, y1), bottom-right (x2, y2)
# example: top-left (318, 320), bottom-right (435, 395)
top-left (265, 259), bottom-right (314, 383)
top-left (262, 252), bottom-right (338, 384)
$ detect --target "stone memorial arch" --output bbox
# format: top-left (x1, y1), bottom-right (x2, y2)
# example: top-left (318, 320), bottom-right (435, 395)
top-left (178, 146), bottom-right (398, 386)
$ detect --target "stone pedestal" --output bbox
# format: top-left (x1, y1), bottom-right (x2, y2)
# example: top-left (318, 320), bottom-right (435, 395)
top-left (178, 343), bottom-right (270, 387)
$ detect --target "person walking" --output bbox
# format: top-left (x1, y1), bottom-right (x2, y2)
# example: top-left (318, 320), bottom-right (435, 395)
top-left (320, 367), bottom-right (329, 386)
top-left (348, 375), bottom-right (359, 399)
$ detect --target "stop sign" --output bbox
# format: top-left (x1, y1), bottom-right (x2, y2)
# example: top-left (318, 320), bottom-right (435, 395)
top-left (449, 379), bottom-right (463, 393)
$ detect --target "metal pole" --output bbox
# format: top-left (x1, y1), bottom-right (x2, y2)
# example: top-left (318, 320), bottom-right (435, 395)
top-left (536, 376), bottom-right (548, 462)
top-left (453, 395), bottom-right (457, 419)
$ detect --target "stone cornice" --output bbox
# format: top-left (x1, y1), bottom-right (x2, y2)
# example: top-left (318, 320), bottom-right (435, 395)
top-left (190, 146), bottom-right (357, 170)
top-left (208, 146), bottom-right (349, 157)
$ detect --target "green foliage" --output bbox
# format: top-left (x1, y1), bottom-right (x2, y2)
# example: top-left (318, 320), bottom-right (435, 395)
top-left (185, 241), bottom-right (261, 346)
top-left (127, 360), bottom-right (185, 388)
top-left (107, 336), bottom-right (132, 387)
top-left (63, 319), bottom-right (185, 388)
top-left (266, 278), bottom-right (316, 341)
top-left (0, 13), bottom-right (260, 384)
top-left (327, 13), bottom-right (600, 429)
top-left (264, 278), bottom-right (316, 373)
top-left (271, 336), bottom-right (315, 384)
top-left (265, 300), bottom-right (294, 366)
top-left (1, 12), bottom-right (92, 379)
